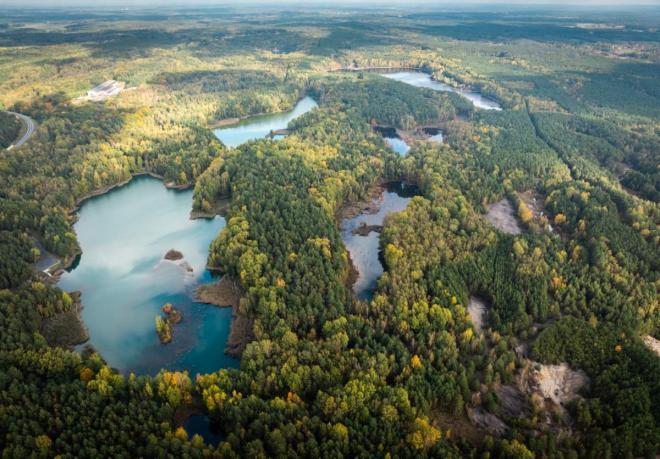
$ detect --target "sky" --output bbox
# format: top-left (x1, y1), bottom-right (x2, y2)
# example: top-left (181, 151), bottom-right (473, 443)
top-left (2, 0), bottom-right (659, 7)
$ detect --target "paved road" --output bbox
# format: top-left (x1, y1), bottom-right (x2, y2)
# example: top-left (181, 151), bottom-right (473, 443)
top-left (4, 111), bottom-right (35, 149)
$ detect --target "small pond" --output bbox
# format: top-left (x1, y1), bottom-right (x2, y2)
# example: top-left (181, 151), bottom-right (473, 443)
top-left (184, 415), bottom-right (223, 446)
top-left (385, 136), bottom-right (410, 156)
top-left (423, 127), bottom-right (444, 143)
top-left (374, 126), bottom-right (410, 156)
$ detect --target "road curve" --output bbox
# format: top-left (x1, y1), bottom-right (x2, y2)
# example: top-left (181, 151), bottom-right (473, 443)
top-left (4, 111), bottom-right (36, 149)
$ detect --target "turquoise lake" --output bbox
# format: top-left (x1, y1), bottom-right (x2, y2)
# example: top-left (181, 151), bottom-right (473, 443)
top-left (214, 96), bottom-right (318, 147)
top-left (59, 176), bottom-right (238, 376)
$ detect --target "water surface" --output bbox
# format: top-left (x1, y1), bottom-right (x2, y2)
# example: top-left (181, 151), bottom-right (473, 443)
top-left (59, 176), bottom-right (238, 375)
top-left (383, 71), bottom-right (502, 111)
top-left (342, 182), bottom-right (418, 299)
top-left (214, 96), bottom-right (317, 147)
top-left (384, 136), bottom-right (410, 156)
top-left (184, 415), bottom-right (223, 446)
top-left (429, 132), bottom-right (444, 143)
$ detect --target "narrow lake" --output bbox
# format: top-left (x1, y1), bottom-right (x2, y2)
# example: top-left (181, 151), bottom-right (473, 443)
top-left (59, 176), bottom-right (238, 375)
top-left (383, 71), bottom-right (502, 111)
top-left (342, 182), bottom-right (418, 299)
top-left (214, 96), bottom-right (318, 147)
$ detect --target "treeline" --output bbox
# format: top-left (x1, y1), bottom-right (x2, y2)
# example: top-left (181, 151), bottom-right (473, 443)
top-left (152, 68), bottom-right (308, 121)
top-left (0, 111), bottom-right (21, 148)
top-left (310, 75), bottom-right (459, 129)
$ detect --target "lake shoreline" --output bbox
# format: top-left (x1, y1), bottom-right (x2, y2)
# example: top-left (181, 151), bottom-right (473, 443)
top-left (44, 172), bottom-right (197, 277)
top-left (338, 179), bottom-right (419, 299)
top-left (195, 275), bottom-right (252, 357)
top-left (208, 93), bottom-right (309, 129)
top-left (58, 175), bottom-right (231, 374)
top-left (72, 171), bottom-right (191, 214)
top-left (338, 181), bottom-right (387, 222)
top-left (382, 70), bottom-right (502, 111)
top-left (333, 65), bottom-right (497, 103)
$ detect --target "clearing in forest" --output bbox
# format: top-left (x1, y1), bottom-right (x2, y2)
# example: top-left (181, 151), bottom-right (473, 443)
top-left (486, 199), bottom-right (521, 235)
top-left (468, 296), bottom-right (487, 333)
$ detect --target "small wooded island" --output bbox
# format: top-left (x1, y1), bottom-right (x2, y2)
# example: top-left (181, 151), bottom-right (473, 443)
top-left (155, 303), bottom-right (183, 344)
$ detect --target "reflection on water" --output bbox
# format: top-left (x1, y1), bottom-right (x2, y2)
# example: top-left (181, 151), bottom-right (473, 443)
top-left (59, 176), bottom-right (238, 375)
top-left (384, 136), bottom-right (410, 155)
top-left (342, 182), bottom-right (419, 299)
top-left (374, 126), bottom-right (410, 156)
top-left (423, 127), bottom-right (444, 144)
top-left (214, 96), bottom-right (317, 148)
top-left (383, 71), bottom-right (502, 111)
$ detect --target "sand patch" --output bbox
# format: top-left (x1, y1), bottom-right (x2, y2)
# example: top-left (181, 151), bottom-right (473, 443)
top-left (524, 362), bottom-right (588, 406)
top-left (643, 335), bottom-right (660, 357)
top-left (486, 199), bottom-right (521, 235)
top-left (468, 296), bottom-right (487, 333)
top-left (496, 385), bottom-right (530, 418)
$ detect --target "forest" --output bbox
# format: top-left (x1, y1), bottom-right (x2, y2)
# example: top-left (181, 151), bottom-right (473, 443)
top-left (0, 4), bottom-right (658, 459)
top-left (0, 112), bottom-right (21, 149)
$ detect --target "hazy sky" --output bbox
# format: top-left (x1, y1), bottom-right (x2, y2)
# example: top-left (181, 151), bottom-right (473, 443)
top-left (3, 0), bottom-right (660, 7)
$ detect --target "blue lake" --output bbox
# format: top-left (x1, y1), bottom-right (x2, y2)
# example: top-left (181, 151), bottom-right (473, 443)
top-left (214, 96), bottom-right (318, 148)
top-left (59, 175), bottom-right (238, 376)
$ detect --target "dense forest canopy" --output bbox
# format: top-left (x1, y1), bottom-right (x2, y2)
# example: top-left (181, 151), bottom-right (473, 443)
top-left (0, 4), bottom-right (658, 458)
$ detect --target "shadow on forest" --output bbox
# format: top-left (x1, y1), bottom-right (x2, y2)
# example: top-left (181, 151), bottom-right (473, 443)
top-left (401, 21), bottom-right (658, 44)
top-left (0, 27), bottom-right (199, 58)
top-left (150, 69), bottom-right (288, 92)
top-left (0, 14), bottom-right (417, 59)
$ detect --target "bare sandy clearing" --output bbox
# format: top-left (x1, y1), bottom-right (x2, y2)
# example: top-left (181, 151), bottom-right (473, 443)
top-left (468, 296), bottom-right (487, 333)
top-left (643, 335), bottom-right (660, 357)
top-left (525, 362), bottom-right (588, 406)
top-left (486, 199), bottom-right (521, 235)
